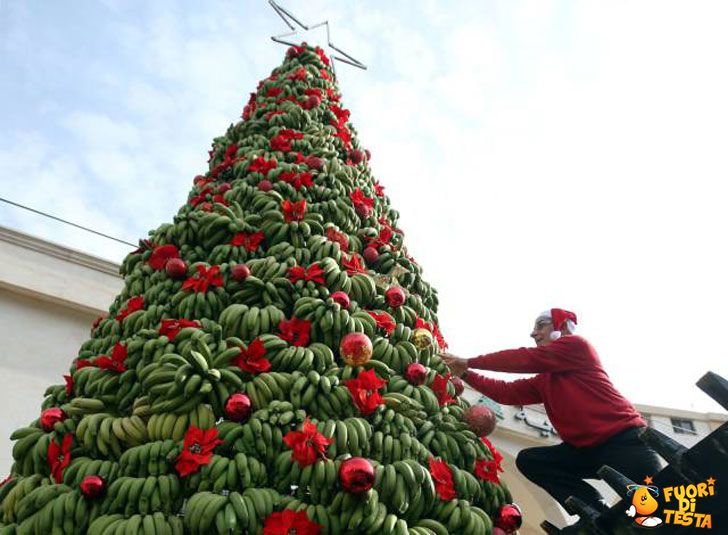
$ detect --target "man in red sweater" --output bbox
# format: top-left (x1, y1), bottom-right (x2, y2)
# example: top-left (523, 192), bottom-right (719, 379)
top-left (442, 308), bottom-right (662, 514)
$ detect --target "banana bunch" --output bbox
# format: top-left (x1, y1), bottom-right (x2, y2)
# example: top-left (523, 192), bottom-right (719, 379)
top-left (431, 499), bottom-right (492, 535)
top-left (218, 304), bottom-right (286, 340)
top-left (209, 242), bottom-right (247, 265)
top-left (370, 429), bottom-right (428, 465)
top-left (373, 460), bottom-right (436, 522)
top-left (312, 417), bottom-right (371, 459)
top-left (173, 284), bottom-right (227, 321)
top-left (62, 457), bottom-right (120, 487)
top-left (118, 440), bottom-right (180, 478)
top-left (245, 255), bottom-right (293, 280)
top-left (87, 512), bottom-right (183, 535)
top-left (280, 498), bottom-right (340, 535)
top-left (140, 281), bottom-right (179, 309)
top-left (146, 404), bottom-right (215, 442)
top-left (185, 452), bottom-right (267, 494)
top-left (121, 304), bottom-right (166, 336)
top-left (241, 371), bottom-right (292, 412)
top-left (76, 413), bottom-right (147, 456)
top-left (371, 404), bottom-right (418, 436)
top-left (275, 454), bottom-right (338, 504)
top-left (381, 393), bottom-right (427, 427)
top-left (1, 475), bottom-right (46, 524)
top-left (383, 378), bottom-right (440, 417)
top-left (101, 474), bottom-right (182, 517)
top-left (14, 488), bottom-right (94, 535)
top-left (69, 367), bottom-right (120, 405)
top-left (184, 488), bottom-right (278, 535)
top-left (347, 273), bottom-right (378, 308)
top-left (328, 488), bottom-right (398, 534)
top-left (369, 339), bottom-right (417, 376)
top-left (228, 275), bottom-right (268, 306)
top-left (260, 211), bottom-right (324, 249)
top-left (9, 427), bottom-right (52, 476)
top-left (225, 416), bottom-right (286, 465)
top-left (308, 196), bottom-right (358, 234)
top-left (198, 213), bottom-right (235, 251)
top-left (266, 343), bottom-right (334, 375)
top-left (306, 234), bottom-right (344, 263)
top-left (266, 240), bottom-right (312, 265)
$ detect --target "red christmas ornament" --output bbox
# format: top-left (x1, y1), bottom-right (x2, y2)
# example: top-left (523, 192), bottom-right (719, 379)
top-left (339, 333), bottom-right (373, 366)
top-left (464, 405), bottom-right (497, 437)
top-left (355, 203), bottom-right (373, 219)
top-left (258, 180), bottom-right (273, 192)
top-left (451, 376), bottom-right (465, 396)
top-left (80, 475), bottom-right (106, 499)
top-left (495, 504), bottom-right (523, 533)
top-left (362, 247), bottom-right (379, 264)
top-left (40, 408), bottom-right (67, 432)
top-left (225, 393), bottom-right (252, 422)
top-left (339, 457), bottom-right (375, 493)
top-left (165, 258), bottom-right (188, 279)
top-left (305, 156), bottom-right (323, 171)
top-left (491, 529), bottom-right (508, 535)
top-left (218, 182), bottom-right (232, 194)
top-left (405, 363), bottom-right (427, 386)
top-left (350, 149), bottom-right (364, 164)
top-left (304, 94), bottom-right (322, 109)
top-left (365, 149), bottom-right (371, 161)
top-left (231, 264), bottom-right (251, 281)
top-left (385, 286), bottom-right (406, 307)
top-left (331, 291), bottom-right (350, 309)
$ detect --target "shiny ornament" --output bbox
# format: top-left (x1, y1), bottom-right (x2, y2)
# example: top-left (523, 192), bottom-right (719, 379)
top-left (331, 291), bottom-right (350, 309)
top-left (412, 328), bottom-right (434, 349)
top-left (362, 247), bottom-right (379, 264)
top-left (495, 503), bottom-right (523, 533)
top-left (40, 408), bottom-right (67, 432)
top-left (165, 258), bottom-right (188, 279)
top-left (339, 333), bottom-right (373, 366)
top-left (304, 94), bottom-right (322, 109)
top-left (464, 405), bottom-right (497, 437)
top-left (405, 363), bottom-right (427, 386)
top-left (80, 475), bottom-right (106, 499)
top-left (258, 180), bottom-right (273, 191)
top-left (365, 149), bottom-right (371, 161)
top-left (225, 393), bottom-right (252, 422)
top-left (491, 529), bottom-right (508, 535)
top-left (339, 457), bottom-right (375, 493)
top-left (355, 203), bottom-right (373, 219)
top-left (451, 376), bottom-right (465, 396)
top-left (218, 182), bottom-right (232, 194)
top-left (231, 264), bottom-right (251, 281)
top-left (385, 286), bottom-right (406, 307)
top-left (305, 156), bottom-right (323, 171)
top-left (350, 149), bottom-right (364, 164)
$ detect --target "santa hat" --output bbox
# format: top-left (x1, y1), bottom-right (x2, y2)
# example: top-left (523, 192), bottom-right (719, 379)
top-left (537, 309), bottom-right (578, 340)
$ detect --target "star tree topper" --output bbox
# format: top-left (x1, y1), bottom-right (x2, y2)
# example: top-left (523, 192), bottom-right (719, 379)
top-left (269, 0), bottom-right (367, 77)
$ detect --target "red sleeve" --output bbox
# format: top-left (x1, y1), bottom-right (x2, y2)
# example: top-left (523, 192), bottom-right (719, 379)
top-left (463, 371), bottom-right (542, 406)
top-left (468, 336), bottom-right (593, 373)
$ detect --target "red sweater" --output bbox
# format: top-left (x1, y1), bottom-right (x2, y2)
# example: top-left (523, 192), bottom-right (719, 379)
top-left (463, 335), bottom-right (645, 447)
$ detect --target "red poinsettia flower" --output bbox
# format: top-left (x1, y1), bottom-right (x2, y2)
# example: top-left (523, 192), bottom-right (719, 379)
top-left (319, 69), bottom-right (331, 81)
top-left (366, 311), bottom-right (396, 335)
top-left (175, 426), bottom-right (223, 477)
top-left (231, 231), bottom-right (265, 251)
top-left (182, 265), bottom-right (224, 293)
top-left (287, 264), bottom-right (325, 285)
top-left (283, 419), bottom-right (333, 467)
top-left (329, 105), bottom-right (350, 125)
top-left (265, 87), bottom-right (283, 98)
top-left (345, 369), bottom-right (387, 416)
top-left (431, 373), bottom-right (456, 406)
top-left (90, 314), bottom-right (106, 335)
top-left (282, 200), bottom-right (306, 222)
top-left (475, 458), bottom-right (504, 484)
top-left (429, 457), bottom-right (457, 501)
top-left (131, 239), bottom-right (153, 255)
top-left (291, 152), bottom-right (305, 164)
top-left (148, 244), bottom-right (179, 270)
top-left (265, 110), bottom-right (286, 121)
top-left (74, 359), bottom-right (93, 370)
top-left (270, 135), bottom-right (293, 152)
top-left (287, 44), bottom-right (305, 56)
top-left (158, 319), bottom-right (200, 341)
top-left (94, 343), bottom-right (128, 372)
top-left (231, 338), bottom-right (271, 375)
top-left (263, 510), bottom-right (322, 535)
top-left (341, 253), bottom-right (367, 275)
top-left (303, 87), bottom-right (322, 98)
top-left (278, 171), bottom-right (313, 191)
top-left (349, 188), bottom-right (374, 209)
top-left (278, 317), bottom-right (311, 347)
top-left (288, 67), bottom-right (308, 81)
top-left (325, 227), bottom-right (349, 252)
top-left (415, 317), bottom-right (433, 331)
top-left (63, 375), bottom-right (73, 397)
top-left (482, 437), bottom-right (505, 466)
top-left (48, 434), bottom-right (73, 483)
top-left (432, 322), bottom-right (448, 349)
top-left (374, 181), bottom-right (385, 197)
top-left (189, 186), bottom-right (214, 207)
top-left (115, 296), bottom-right (144, 322)
top-left (314, 46), bottom-right (330, 67)
top-left (325, 87), bottom-right (339, 102)
top-left (248, 156), bottom-right (278, 176)
top-left (333, 125), bottom-right (352, 147)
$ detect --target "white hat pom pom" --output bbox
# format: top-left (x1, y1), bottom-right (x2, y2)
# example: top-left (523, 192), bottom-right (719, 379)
top-left (549, 331), bottom-right (562, 341)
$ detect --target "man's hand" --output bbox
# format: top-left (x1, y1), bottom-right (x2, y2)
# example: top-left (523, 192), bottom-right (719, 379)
top-left (440, 352), bottom-right (469, 377)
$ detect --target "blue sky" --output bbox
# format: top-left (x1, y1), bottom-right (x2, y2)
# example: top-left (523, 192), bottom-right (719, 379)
top-left (2, 0), bottom-right (728, 416)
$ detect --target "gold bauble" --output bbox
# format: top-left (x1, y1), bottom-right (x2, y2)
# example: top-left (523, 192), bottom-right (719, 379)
top-left (340, 333), bottom-right (373, 366)
top-left (412, 328), bottom-right (434, 349)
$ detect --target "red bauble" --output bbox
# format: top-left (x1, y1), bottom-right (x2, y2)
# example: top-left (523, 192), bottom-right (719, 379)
top-left (305, 156), bottom-right (324, 171)
top-left (80, 475), bottom-right (106, 499)
top-left (385, 286), bottom-right (406, 307)
top-left (451, 376), bottom-right (465, 396)
top-left (305, 95), bottom-right (322, 109)
top-left (218, 182), bottom-right (232, 194)
top-left (405, 363), bottom-right (427, 386)
top-left (495, 504), bottom-right (523, 533)
top-left (258, 180), bottom-right (273, 192)
top-left (464, 405), bottom-right (497, 437)
top-left (339, 457), bottom-right (375, 493)
top-left (355, 203), bottom-right (373, 219)
top-left (491, 529), bottom-right (508, 535)
top-left (165, 258), bottom-right (188, 279)
top-left (365, 149), bottom-right (371, 161)
top-left (40, 408), bottom-right (67, 432)
top-left (350, 149), bottom-right (364, 164)
top-left (339, 333), bottom-right (373, 366)
top-left (231, 264), bottom-right (251, 281)
top-left (362, 247), bottom-right (379, 264)
top-left (331, 291), bottom-right (350, 309)
top-left (225, 393), bottom-right (252, 422)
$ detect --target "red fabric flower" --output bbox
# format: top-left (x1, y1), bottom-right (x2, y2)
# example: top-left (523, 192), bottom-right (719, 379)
top-left (74, 359), bottom-right (93, 370)
top-left (271, 135), bottom-right (292, 152)
top-left (63, 375), bottom-right (73, 397)
top-left (329, 105), bottom-right (350, 126)
top-left (231, 338), bottom-right (271, 375)
top-left (182, 265), bottom-right (224, 293)
top-left (303, 88), bottom-right (322, 98)
top-left (287, 44), bottom-right (305, 56)
top-left (175, 426), bottom-right (223, 477)
top-left (325, 87), bottom-right (339, 102)
top-left (95, 343), bottom-right (128, 372)
top-left (341, 253), bottom-right (366, 275)
top-left (278, 171), bottom-right (313, 191)
top-left (263, 510), bottom-right (322, 535)
top-left (148, 245), bottom-right (179, 271)
top-left (282, 200), bottom-right (306, 222)
top-left (432, 321), bottom-right (448, 349)
top-left (314, 46), bottom-right (330, 67)
top-left (283, 419), bottom-right (332, 467)
top-left (366, 311), bottom-right (396, 335)
top-left (349, 188), bottom-right (374, 210)
top-left (475, 458), bottom-right (503, 484)
top-left (374, 181), bottom-right (385, 197)
top-left (333, 124), bottom-right (352, 147)
top-left (287, 264), bottom-right (325, 285)
top-left (231, 231), bottom-right (265, 251)
top-left (326, 227), bottom-right (349, 252)
top-left (288, 67), bottom-right (308, 81)
top-left (159, 319), bottom-right (200, 341)
top-left (319, 69), bottom-right (331, 81)
top-left (431, 373), bottom-right (455, 406)
top-left (278, 317), bottom-right (311, 347)
top-left (190, 186), bottom-right (213, 207)
top-left (265, 87), bottom-right (283, 98)
top-left (115, 296), bottom-right (144, 322)
top-left (482, 437), bottom-right (504, 466)
top-left (429, 458), bottom-right (457, 501)
top-left (248, 156), bottom-right (278, 176)
top-left (48, 434), bottom-right (73, 483)
top-left (265, 110), bottom-right (286, 121)
top-left (345, 369), bottom-right (387, 416)
top-left (131, 239), bottom-right (153, 255)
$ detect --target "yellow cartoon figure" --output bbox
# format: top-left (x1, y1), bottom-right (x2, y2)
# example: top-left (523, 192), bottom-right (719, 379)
top-left (626, 477), bottom-right (663, 528)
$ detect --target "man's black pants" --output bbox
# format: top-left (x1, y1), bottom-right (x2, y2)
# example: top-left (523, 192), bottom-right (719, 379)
top-left (515, 426), bottom-right (663, 509)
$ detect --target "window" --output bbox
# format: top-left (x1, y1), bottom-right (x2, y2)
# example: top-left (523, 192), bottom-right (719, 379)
top-left (671, 418), bottom-right (695, 435)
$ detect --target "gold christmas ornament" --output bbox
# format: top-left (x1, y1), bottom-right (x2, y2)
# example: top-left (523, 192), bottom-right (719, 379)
top-left (412, 328), bottom-right (434, 349)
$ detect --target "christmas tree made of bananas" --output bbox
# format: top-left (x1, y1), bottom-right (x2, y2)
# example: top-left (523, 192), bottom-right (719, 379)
top-left (0, 44), bottom-right (512, 535)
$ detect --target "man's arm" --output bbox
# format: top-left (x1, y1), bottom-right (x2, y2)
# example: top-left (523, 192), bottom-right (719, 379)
top-left (462, 371), bottom-right (542, 406)
top-left (468, 336), bottom-right (590, 374)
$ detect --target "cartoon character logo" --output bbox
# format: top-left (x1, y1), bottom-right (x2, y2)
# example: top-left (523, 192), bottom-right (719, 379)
top-left (626, 476), bottom-right (663, 528)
